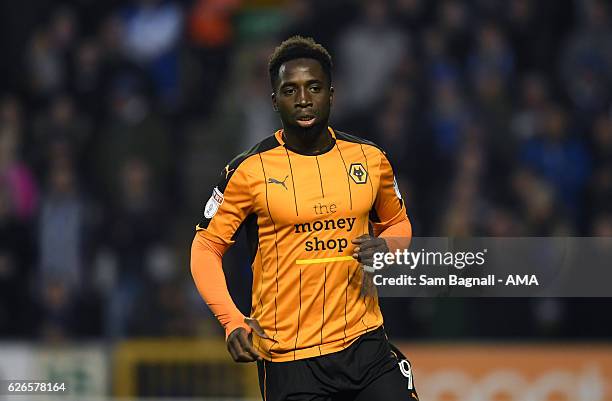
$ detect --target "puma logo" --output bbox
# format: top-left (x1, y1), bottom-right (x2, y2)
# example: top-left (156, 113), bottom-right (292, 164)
top-left (268, 175), bottom-right (289, 190)
top-left (224, 165), bottom-right (235, 179)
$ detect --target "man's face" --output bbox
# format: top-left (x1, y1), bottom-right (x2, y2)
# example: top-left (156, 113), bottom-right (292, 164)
top-left (272, 58), bottom-right (333, 131)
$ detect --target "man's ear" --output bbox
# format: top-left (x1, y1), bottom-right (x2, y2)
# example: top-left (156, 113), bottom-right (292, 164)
top-left (271, 92), bottom-right (279, 112)
top-left (329, 86), bottom-right (334, 105)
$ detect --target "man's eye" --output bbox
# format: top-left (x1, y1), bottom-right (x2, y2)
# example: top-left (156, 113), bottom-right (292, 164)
top-left (283, 88), bottom-right (295, 95)
top-left (310, 86), bottom-right (321, 93)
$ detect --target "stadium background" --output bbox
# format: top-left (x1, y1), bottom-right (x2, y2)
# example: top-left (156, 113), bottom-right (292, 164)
top-left (0, 0), bottom-right (611, 399)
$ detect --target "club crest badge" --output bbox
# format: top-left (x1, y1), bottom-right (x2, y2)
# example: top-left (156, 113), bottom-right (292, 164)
top-left (204, 187), bottom-right (224, 219)
top-left (349, 163), bottom-right (368, 184)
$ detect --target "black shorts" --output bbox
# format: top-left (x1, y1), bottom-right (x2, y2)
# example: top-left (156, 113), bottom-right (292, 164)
top-left (256, 327), bottom-right (419, 401)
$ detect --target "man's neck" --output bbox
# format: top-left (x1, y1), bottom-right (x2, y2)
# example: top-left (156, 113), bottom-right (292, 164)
top-left (282, 124), bottom-right (334, 155)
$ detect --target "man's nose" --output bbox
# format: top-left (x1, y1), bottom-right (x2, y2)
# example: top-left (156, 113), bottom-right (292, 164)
top-left (296, 88), bottom-right (312, 107)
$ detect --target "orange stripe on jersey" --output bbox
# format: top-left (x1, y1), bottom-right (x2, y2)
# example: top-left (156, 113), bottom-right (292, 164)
top-left (195, 126), bottom-right (411, 362)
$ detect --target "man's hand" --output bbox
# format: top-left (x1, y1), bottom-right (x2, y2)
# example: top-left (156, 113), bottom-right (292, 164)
top-left (352, 235), bottom-right (389, 297)
top-left (226, 317), bottom-right (269, 363)
top-left (352, 234), bottom-right (389, 267)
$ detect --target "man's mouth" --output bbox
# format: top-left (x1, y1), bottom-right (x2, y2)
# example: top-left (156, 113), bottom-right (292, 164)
top-left (296, 114), bottom-right (316, 128)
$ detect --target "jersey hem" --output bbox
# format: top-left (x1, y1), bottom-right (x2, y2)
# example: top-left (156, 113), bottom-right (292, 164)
top-left (254, 322), bottom-right (384, 362)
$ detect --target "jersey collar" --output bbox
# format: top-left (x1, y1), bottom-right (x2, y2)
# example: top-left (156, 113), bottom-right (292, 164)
top-left (275, 126), bottom-right (337, 156)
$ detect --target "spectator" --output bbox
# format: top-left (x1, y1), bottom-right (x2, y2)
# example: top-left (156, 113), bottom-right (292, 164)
top-left (511, 169), bottom-right (564, 235)
top-left (38, 159), bottom-right (91, 293)
top-left (511, 73), bottom-right (550, 140)
top-left (128, 246), bottom-right (197, 336)
top-left (429, 77), bottom-right (470, 160)
top-left (520, 103), bottom-right (591, 215)
top-left (468, 22), bottom-right (515, 83)
top-left (70, 39), bottom-right (105, 118)
top-left (393, 0), bottom-right (427, 35)
top-left (36, 279), bottom-right (78, 342)
top-left (560, 0), bottom-right (612, 119)
top-left (185, 0), bottom-right (240, 116)
top-left (31, 94), bottom-right (92, 175)
top-left (437, 0), bottom-right (472, 64)
top-left (590, 112), bottom-right (612, 166)
top-left (0, 122), bottom-right (38, 222)
top-left (94, 74), bottom-right (172, 200)
top-left (26, 29), bottom-right (65, 98)
top-left (104, 158), bottom-right (167, 337)
top-left (335, 0), bottom-right (409, 122)
top-left (119, 0), bottom-right (183, 108)
top-left (0, 186), bottom-right (35, 337)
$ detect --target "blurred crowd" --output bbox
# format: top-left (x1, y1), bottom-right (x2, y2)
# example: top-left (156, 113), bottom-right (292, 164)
top-left (0, 0), bottom-right (611, 342)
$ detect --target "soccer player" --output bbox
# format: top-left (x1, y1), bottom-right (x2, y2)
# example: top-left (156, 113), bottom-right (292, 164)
top-left (191, 36), bottom-right (417, 401)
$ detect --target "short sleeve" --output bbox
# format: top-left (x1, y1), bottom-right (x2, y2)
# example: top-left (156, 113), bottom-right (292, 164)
top-left (196, 163), bottom-right (253, 246)
top-left (369, 152), bottom-right (409, 236)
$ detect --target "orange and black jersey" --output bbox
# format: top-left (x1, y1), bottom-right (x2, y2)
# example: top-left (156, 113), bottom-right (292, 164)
top-left (195, 127), bottom-right (410, 361)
